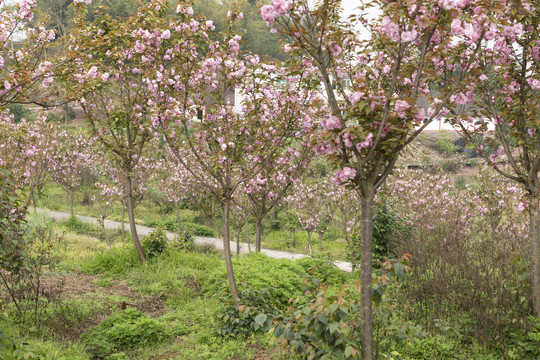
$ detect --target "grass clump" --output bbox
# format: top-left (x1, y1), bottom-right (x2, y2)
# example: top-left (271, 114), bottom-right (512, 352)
top-left (80, 244), bottom-right (141, 276)
top-left (80, 308), bottom-right (172, 359)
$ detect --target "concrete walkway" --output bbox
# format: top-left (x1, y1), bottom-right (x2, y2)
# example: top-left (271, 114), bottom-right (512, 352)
top-left (38, 209), bottom-right (353, 272)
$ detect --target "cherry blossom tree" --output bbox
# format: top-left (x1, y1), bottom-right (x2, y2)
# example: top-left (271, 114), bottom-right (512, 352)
top-left (64, 1), bottom-right (177, 261)
top-left (326, 179), bottom-right (361, 268)
top-left (49, 130), bottom-right (89, 216)
top-left (153, 5), bottom-right (318, 301)
top-left (244, 88), bottom-right (317, 252)
top-left (231, 187), bottom-right (252, 255)
top-left (0, 0), bottom-right (58, 108)
top-left (446, 0), bottom-right (540, 317)
top-left (288, 179), bottom-right (332, 254)
top-left (263, 0), bottom-right (489, 357)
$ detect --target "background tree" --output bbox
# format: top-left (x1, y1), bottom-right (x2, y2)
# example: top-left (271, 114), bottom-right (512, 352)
top-left (155, 5), bottom-right (315, 301)
top-left (448, 0), bottom-right (540, 317)
top-left (65, 1), bottom-right (176, 261)
top-left (243, 80), bottom-right (317, 252)
top-left (49, 130), bottom-right (89, 216)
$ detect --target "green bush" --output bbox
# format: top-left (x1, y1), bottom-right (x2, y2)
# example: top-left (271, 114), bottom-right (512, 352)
top-left (8, 104), bottom-right (29, 123)
top-left (141, 227), bottom-right (168, 259)
top-left (182, 222), bottom-right (216, 237)
top-left (80, 308), bottom-right (172, 359)
top-left (170, 226), bottom-right (195, 251)
top-left (61, 216), bottom-right (102, 238)
top-left (143, 220), bottom-right (216, 237)
top-left (295, 256), bottom-right (348, 285)
top-left (205, 253), bottom-right (307, 311)
top-left (217, 286), bottom-right (275, 337)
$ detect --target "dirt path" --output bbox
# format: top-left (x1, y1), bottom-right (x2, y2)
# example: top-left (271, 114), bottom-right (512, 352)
top-left (37, 208), bottom-right (353, 272)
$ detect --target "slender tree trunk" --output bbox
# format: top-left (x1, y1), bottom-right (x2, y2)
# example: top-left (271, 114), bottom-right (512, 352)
top-left (126, 178), bottom-right (145, 262)
top-left (360, 187), bottom-right (375, 360)
top-left (236, 227), bottom-right (242, 255)
top-left (530, 191), bottom-right (540, 318)
top-left (121, 200), bottom-right (125, 237)
top-left (247, 222), bottom-right (251, 252)
top-left (223, 198), bottom-right (239, 303)
top-left (318, 232), bottom-right (323, 251)
top-left (175, 203), bottom-right (181, 232)
top-left (69, 189), bottom-right (74, 217)
top-left (255, 217), bottom-right (262, 252)
top-left (307, 232), bottom-right (312, 254)
top-left (101, 221), bottom-right (114, 255)
top-left (29, 188), bottom-right (36, 210)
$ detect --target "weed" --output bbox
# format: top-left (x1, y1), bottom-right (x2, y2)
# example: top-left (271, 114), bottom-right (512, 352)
top-left (80, 308), bottom-right (172, 359)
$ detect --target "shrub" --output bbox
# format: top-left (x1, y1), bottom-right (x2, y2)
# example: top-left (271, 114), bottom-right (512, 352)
top-left (217, 286), bottom-right (276, 337)
top-left (143, 220), bottom-right (216, 237)
top-left (183, 222), bottom-right (216, 237)
top-left (435, 130), bottom-right (457, 155)
top-left (141, 227), bottom-right (168, 259)
top-left (205, 253), bottom-right (307, 311)
top-left (170, 226), bottom-right (194, 251)
top-left (209, 253), bottom-right (349, 338)
top-left (295, 256), bottom-right (348, 285)
top-left (194, 243), bottom-right (220, 255)
top-left (440, 159), bottom-right (461, 173)
top-left (8, 104), bottom-right (29, 123)
top-left (80, 308), bottom-right (171, 359)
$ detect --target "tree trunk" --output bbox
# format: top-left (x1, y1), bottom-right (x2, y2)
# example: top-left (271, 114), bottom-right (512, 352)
top-left (236, 227), bottom-right (242, 255)
top-left (223, 198), bottom-right (239, 303)
top-left (255, 217), bottom-right (262, 252)
top-left (307, 232), bottom-right (312, 254)
top-left (126, 178), bottom-right (145, 262)
top-left (360, 188), bottom-right (375, 360)
top-left (29, 187), bottom-right (36, 210)
top-left (530, 191), bottom-right (540, 318)
top-left (247, 222), bottom-right (251, 252)
top-left (121, 200), bottom-right (125, 237)
top-left (101, 221), bottom-right (114, 255)
top-left (175, 203), bottom-right (181, 232)
top-left (69, 189), bottom-right (74, 217)
top-left (318, 232), bottom-right (323, 251)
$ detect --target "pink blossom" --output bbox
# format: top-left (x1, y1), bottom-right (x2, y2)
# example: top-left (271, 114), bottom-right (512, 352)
top-left (401, 30), bottom-right (418, 42)
top-left (528, 128), bottom-right (536, 137)
top-left (349, 91), bottom-right (364, 104)
top-left (329, 43), bottom-right (341, 56)
top-left (413, 107), bottom-right (426, 123)
top-left (356, 133), bottom-right (373, 151)
top-left (395, 100), bottom-right (410, 118)
top-left (261, 5), bottom-right (277, 27)
top-left (321, 115), bottom-right (341, 131)
top-left (479, 74), bottom-right (488, 81)
top-left (272, 0), bottom-right (290, 16)
top-left (528, 78), bottom-right (540, 90)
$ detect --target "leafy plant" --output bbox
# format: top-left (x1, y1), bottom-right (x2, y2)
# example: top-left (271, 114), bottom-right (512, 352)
top-left (217, 286), bottom-right (276, 337)
top-left (141, 227), bottom-right (168, 259)
top-left (80, 308), bottom-right (172, 359)
top-left (205, 253), bottom-right (308, 311)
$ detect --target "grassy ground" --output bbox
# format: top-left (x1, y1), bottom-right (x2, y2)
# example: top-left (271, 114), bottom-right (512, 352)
top-left (0, 213), bottom-right (286, 360)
